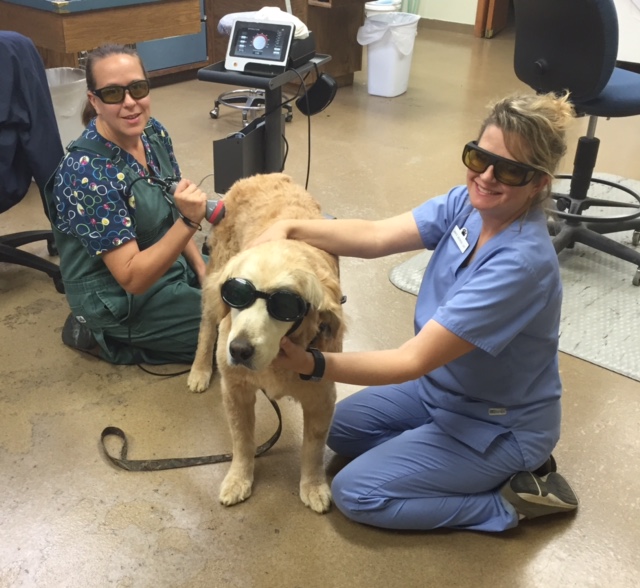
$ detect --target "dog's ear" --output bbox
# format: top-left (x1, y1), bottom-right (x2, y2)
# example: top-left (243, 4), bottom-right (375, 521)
top-left (203, 267), bottom-right (231, 322)
top-left (317, 307), bottom-right (344, 349)
top-left (317, 293), bottom-right (345, 345)
top-left (288, 268), bottom-right (344, 345)
top-left (314, 274), bottom-right (346, 350)
top-left (291, 269), bottom-right (325, 308)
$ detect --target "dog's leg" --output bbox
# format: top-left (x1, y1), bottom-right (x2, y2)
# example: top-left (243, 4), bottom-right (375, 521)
top-left (187, 291), bottom-right (218, 393)
top-left (298, 387), bottom-right (336, 514)
top-left (219, 382), bottom-right (257, 506)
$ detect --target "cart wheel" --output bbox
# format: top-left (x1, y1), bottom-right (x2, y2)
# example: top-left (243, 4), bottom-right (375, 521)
top-left (632, 230), bottom-right (640, 246)
top-left (54, 278), bottom-right (65, 294)
top-left (210, 107), bottom-right (219, 119)
top-left (633, 268), bottom-right (640, 287)
top-left (285, 112), bottom-right (293, 123)
top-left (47, 240), bottom-right (58, 257)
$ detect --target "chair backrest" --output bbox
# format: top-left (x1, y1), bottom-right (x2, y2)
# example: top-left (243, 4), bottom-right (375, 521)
top-left (0, 31), bottom-right (64, 216)
top-left (513, 0), bottom-right (619, 102)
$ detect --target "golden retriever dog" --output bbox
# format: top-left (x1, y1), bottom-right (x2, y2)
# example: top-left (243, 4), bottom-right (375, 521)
top-left (187, 173), bottom-right (345, 513)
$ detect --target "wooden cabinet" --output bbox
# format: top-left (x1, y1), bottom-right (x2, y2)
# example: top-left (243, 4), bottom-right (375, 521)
top-left (137, 0), bottom-right (207, 74)
top-left (204, 0), bottom-right (364, 86)
top-left (1, 0), bottom-right (203, 72)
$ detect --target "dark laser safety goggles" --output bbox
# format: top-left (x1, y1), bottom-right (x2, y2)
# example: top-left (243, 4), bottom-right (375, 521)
top-left (462, 141), bottom-right (539, 187)
top-left (91, 79), bottom-right (150, 104)
top-left (221, 278), bottom-right (310, 323)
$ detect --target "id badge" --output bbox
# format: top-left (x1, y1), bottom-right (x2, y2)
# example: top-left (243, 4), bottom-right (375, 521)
top-left (451, 225), bottom-right (469, 253)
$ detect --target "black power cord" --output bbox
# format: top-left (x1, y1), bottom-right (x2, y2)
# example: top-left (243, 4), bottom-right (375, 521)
top-left (262, 70), bottom-right (314, 189)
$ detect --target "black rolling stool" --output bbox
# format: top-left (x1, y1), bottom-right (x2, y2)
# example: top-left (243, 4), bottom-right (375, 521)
top-left (210, 87), bottom-right (292, 127)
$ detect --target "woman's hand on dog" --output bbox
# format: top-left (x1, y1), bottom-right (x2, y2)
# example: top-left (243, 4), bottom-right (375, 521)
top-left (273, 336), bottom-right (314, 376)
top-left (246, 220), bottom-right (290, 249)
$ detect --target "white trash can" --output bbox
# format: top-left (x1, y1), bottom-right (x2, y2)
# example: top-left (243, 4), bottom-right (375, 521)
top-left (45, 67), bottom-right (86, 147)
top-left (364, 0), bottom-right (402, 19)
top-left (357, 12), bottom-right (420, 97)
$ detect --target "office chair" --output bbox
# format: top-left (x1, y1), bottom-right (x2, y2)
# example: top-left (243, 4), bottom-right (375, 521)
top-left (0, 31), bottom-right (65, 293)
top-left (513, 0), bottom-right (640, 286)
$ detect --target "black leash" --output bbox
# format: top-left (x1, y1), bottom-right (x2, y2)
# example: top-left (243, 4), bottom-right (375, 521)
top-left (100, 393), bottom-right (282, 472)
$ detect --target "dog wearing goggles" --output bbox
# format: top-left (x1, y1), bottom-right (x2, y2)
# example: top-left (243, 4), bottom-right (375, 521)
top-left (187, 173), bottom-right (345, 514)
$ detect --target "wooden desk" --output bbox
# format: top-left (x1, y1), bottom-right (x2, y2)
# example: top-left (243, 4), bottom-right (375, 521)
top-left (1, 0), bottom-right (202, 68)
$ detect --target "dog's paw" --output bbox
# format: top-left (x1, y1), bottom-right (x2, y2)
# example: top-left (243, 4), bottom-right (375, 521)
top-left (219, 474), bottom-right (253, 506)
top-left (300, 481), bottom-right (332, 514)
top-left (187, 369), bottom-right (212, 393)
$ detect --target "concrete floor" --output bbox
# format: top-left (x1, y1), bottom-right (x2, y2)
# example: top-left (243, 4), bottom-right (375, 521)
top-left (2, 23), bottom-right (640, 588)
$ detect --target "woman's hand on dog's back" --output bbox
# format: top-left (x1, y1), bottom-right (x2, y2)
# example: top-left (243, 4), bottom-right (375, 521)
top-left (246, 220), bottom-right (291, 249)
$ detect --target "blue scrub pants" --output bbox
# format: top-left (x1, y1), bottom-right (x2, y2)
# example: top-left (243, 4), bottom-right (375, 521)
top-left (327, 381), bottom-right (522, 532)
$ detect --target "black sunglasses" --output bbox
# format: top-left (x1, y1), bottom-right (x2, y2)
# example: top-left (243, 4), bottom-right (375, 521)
top-left (92, 79), bottom-right (150, 104)
top-left (462, 141), bottom-right (538, 187)
top-left (221, 278), bottom-right (310, 323)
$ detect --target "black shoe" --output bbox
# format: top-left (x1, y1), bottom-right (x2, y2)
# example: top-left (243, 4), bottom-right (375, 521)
top-left (533, 454), bottom-right (557, 477)
top-left (501, 471), bottom-right (579, 520)
top-left (62, 313), bottom-right (98, 352)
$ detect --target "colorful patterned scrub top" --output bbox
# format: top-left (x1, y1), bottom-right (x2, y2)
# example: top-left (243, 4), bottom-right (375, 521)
top-left (51, 117), bottom-right (180, 257)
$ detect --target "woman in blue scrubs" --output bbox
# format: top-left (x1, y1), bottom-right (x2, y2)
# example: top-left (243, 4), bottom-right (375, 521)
top-left (256, 92), bottom-right (579, 531)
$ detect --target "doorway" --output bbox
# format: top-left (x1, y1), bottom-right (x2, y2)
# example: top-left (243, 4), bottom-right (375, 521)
top-left (475, 0), bottom-right (512, 38)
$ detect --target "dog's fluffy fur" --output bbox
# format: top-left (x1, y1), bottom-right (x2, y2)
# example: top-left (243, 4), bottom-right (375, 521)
top-left (187, 173), bottom-right (345, 513)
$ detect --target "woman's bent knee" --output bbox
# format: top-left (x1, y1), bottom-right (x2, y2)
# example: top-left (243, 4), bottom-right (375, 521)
top-left (330, 467), bottom-right (395, 526)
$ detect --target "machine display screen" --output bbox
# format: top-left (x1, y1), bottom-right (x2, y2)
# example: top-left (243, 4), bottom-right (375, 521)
top-left (225, 20), bottom-right (295, 74)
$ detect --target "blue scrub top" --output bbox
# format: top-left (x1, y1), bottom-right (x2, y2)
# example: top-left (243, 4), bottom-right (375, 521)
top-left (412, 185), bottom-right (562, 468)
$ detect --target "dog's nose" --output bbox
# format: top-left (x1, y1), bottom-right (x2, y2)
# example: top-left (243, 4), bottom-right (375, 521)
top-left (229, 336), bottom-right (255, 365)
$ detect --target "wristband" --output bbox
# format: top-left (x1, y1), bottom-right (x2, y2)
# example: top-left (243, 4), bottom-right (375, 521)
top-left (181, 215), bottom-right (202, 231)
top-left (299, 347), bottom-right (325, 382)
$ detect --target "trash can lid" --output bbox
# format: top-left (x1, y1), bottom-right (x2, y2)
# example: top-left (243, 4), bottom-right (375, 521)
top-left (45, 67), bottom-right (85, 87)
top-left (365, 0), bottom-right (402, 9)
